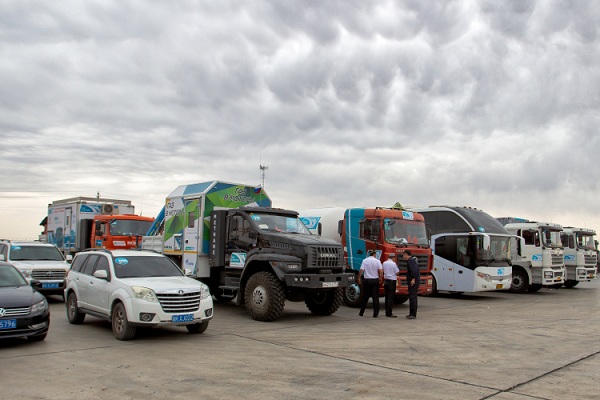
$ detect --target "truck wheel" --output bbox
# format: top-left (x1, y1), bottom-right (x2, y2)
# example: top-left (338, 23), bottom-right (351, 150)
top-left (394, 296), bottom-right (408, 305)
top-left (343, 282), bottom-right (363, 308)
top-left (305, 288), bottom-right (343, 316)
top-left (509, 269), bottom-right (529, 293)
top-left (528, 284), bottom-right (542, 292)
top-left (112, 303), bottom-right (137, 341)
top-left (186, 321), bottom-right (209, 334)
top-left (66, 292), bottom-right (86, 324)
top-left (563, 280), bottom-right (579, 288)
top-left (244, 272), bottom-right (285, 321)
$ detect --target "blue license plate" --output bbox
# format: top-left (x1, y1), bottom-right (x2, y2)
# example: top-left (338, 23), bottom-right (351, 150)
top-left (172, 314), bottom-right (194, 323)
top-left (42, 282), bottom-right (60, 289)
top-left (0, 319), bottom-right (17, 330)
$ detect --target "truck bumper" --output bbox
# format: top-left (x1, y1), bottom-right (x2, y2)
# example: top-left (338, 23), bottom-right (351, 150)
top-left (284, 273), bottom-right (354, 289)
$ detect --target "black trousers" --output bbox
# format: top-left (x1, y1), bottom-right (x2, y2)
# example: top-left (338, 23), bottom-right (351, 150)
top-left (408, 282), bottom-right (419, 317)
top-left (359, 278), bottom-right (380, 317)
top-left (383, 279), bottom-right (396, 316)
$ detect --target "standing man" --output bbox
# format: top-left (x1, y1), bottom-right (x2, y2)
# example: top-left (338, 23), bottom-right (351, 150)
top-left (357, 249), bottom-right (383, 318)
top-left (382, 253), bottom-right (400, 317)
top-left (402, 250), bottom-right (420, 319)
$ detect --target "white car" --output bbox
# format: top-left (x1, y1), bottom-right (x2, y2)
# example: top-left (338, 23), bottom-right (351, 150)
top-left (65, 249), bottom-right (213, 340)
top-left (0, 240), bottom-right (71, 298)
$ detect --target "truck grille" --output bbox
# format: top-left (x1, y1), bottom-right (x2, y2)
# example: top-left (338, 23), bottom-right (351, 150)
top-left (585, 254), bottom-right (597, 265)
top-left (551, 255), bottom-right (564, 266)
top-left (398, 255), bottom-right (429, 272)
top-left (31, 270), bottom-right (67, 280)
top-left (0, 306), bottom-right (30, 317)
top-left (156, 292), bottom-right (201, 313)
top-left (307, 246), bottom-right (343, 268)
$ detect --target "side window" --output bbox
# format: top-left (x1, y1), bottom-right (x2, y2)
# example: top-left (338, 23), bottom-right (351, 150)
top-left (360, 219), bottom-right (373, 240)
top-left (93, 256), bottom-right (110, 278)
top-left (71, 255), bottom-right (89, 272)
top-left (0, 244), bottom-right (7, 260)
top-left (82, 255), bottom-right (100, 275)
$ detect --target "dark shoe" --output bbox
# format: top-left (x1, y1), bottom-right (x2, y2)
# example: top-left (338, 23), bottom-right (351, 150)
top-left (358, 312), bottom-right (364, 317)
top-left (386, 315), bottom-right (397, 318)
top-left (406, 315), bottom-right (416, 319)
top-left (373, 315), bottom-right (378, 318)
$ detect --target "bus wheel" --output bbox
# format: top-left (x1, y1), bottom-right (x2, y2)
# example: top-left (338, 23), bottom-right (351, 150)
top-left (510, 269), bottom-right (529, 293)
top-left (563, 280), bottom-right (579, 288)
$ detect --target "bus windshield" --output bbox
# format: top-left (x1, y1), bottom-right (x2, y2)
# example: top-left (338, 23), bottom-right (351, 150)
top-left (576, 233), bottom-right (596, 250)
top-left (383, 218), bottom-right (428, 247)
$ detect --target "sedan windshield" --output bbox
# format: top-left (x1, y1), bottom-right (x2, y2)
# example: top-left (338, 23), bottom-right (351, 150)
top-left (0, 265), bottom-right (28, 287)
top-left (113, 256), bottom-right (184, 278)
top-left (10, 245), bottom-right (65, 261)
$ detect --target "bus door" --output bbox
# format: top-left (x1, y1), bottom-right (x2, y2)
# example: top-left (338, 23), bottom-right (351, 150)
top-left (432, 235), bottom-right (457, 291)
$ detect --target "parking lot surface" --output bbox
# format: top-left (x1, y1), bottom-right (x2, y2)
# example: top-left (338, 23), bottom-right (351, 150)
top-left (1, 281), bottom-right (600, 400)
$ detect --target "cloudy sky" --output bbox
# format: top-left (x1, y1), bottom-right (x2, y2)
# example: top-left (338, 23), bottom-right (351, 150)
top-left (1, 0), bottom-right (599, 241)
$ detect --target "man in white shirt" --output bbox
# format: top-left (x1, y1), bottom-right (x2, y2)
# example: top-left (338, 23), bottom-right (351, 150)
top-left (382, 253), bottom-right (400, 317)
top-left (357, 249), bottom-right (383, 317)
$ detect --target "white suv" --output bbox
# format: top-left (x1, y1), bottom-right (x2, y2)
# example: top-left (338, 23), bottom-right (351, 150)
top-left (0, 240), bottom-right (71, 298)
top-left (64, 249), bottom-right (213, 340)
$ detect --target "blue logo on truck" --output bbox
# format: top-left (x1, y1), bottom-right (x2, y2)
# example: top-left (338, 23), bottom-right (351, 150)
top-left (299, 217), bottom-right (320, 230)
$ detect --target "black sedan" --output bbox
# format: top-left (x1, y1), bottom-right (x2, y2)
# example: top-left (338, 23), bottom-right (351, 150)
top-left (0, 261), bottom-right (50, 341)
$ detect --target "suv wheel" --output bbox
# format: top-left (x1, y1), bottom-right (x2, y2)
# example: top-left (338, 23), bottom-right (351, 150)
top-left (66, 292), bottom-right (86, 324)
top-left (112, 303), bottom-right (137, 341)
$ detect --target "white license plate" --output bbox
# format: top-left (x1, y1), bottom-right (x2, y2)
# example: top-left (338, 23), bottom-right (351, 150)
top-left (322, 282), bottom-right (339, 288)
top-left (172, 314), bottom-right (194, 323)
top-left (0, 319), bottom-right (17, 330)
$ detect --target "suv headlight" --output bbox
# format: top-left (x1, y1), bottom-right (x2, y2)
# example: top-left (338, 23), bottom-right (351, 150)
top-left (31, 298), bottom-right (48, 313)
top-left (131, 286), bottom-right (158, 302)
top-left (200, 284), bottom-right (210, 300)
top-left (20, 269), bottom-right (33, 278)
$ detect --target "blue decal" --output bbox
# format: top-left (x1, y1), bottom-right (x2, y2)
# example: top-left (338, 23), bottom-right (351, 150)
top-left (564, 255), bottom-right (575, 261)
top-left (11, 246), bottom-right (21, 250)
top-left (532, 254), bottom-right (542, 261)
top-left (299, 216), bottom-right (320, 230)
top-left (477, 226), bottom-right (486, 233)
top-left (115, 257), bottom-right (129, 265)
top-left (402, 211), bottom-right (414, 220)
top-left (497, 268), bottom-right (505, 275)
top-left (251, 215), bottom-right (261, 221)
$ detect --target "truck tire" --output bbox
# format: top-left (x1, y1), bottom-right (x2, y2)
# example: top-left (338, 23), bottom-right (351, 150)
top-left (186, 321), bottom-right (209, 334)
top-left (509, 268), bottom-right (529, 293)
top-left (563, 280), bottom-right (579, 288)
top-left (305, 288), bottom-right (343, 316)
top-left (66, 292), bottom-right (86, 324)
top-left (343, 282), bottom-right (363, 308)
top-left (244, 271), bottom-right (285, 321)
top-left (112, 302), bottom-right (137, 341)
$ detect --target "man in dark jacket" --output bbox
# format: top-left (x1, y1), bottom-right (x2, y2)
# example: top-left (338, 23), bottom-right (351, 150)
top-left (402, 250), bottom-right (420, 319)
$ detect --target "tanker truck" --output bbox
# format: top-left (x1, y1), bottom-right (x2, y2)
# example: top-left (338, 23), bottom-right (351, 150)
top-left (299, 207), bottom-right (433, 307)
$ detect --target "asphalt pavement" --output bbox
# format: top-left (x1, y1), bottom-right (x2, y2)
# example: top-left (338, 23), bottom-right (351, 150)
top-left (1, 281), bottom-right (600, 400)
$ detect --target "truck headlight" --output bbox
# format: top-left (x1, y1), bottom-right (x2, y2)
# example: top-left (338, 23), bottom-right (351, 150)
top-left (544, 271), bottom-right (553, 279)
top-left (131, 286), bottom-right (158, 302)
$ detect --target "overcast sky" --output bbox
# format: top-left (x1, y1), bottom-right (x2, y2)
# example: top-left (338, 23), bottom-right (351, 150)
top-left (1, 0), bottom-right (599, 241)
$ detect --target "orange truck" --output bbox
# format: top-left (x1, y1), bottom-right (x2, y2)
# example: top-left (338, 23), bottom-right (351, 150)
top-left (46, 197), bottom-right (154, 256)
top-left (299, 207), bottom-right (433, 307)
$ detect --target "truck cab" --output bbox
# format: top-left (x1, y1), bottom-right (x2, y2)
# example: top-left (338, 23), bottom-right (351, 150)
top-left (560, 227), bottom-right (597, 287)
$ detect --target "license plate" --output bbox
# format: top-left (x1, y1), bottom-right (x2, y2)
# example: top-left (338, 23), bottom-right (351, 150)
top-left (0, 319), bottom-right (17, 330)
top-left (42, 282), bottom-right (60, 289)
top-left (172, 314), bottom-right (194, 323)
top-left (496, 284), bottom-right (503, 289)
top-left (322, 282), bottom-right (339, 288)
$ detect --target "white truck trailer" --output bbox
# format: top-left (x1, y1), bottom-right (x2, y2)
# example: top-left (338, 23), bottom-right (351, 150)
top-left (499, 219), bottom-right (565, 293)
top-left (560, 227), bottom-right (597, 287)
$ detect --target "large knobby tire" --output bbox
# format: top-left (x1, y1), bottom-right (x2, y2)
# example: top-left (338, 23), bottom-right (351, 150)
top-left (66, 292), bottom-right (86, 324)
top-left (244, 272), bottom-right (285, 321)
top-left (186, 321), bottom-right (209, 334)
top-left (564, 280), bottom-right (579, 288)
top-left (305, 288), bottom-right (343, 316)
top-left (343, 282), bottom-right (363, 308)
top-left (510, 269), bottom-right (529, 293)
top-left (112, 302), bottom-right (137, 341)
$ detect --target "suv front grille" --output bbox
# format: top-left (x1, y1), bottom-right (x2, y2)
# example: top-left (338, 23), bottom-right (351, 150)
top-left (31, 270), bottom-right (67, 280)
top-left (156, 292), bottom-right (201, 313)
top-left (307, 246), bottom-right (343, 268)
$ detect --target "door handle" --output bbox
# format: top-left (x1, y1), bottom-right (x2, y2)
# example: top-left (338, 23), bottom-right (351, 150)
top-left (357, 250), bottom-right (363, 254)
